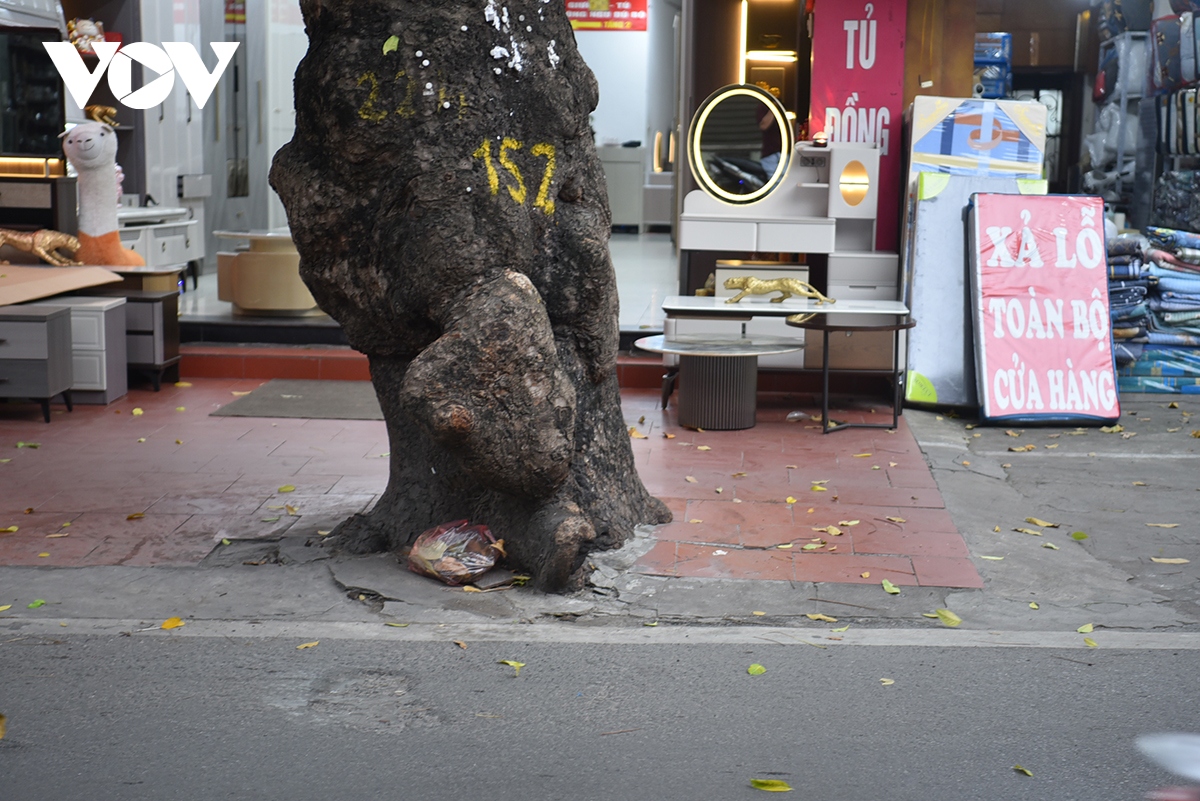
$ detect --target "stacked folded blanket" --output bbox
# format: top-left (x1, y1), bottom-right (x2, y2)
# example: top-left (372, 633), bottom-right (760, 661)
top-left (1111, 228), bottom-right (1200, 393)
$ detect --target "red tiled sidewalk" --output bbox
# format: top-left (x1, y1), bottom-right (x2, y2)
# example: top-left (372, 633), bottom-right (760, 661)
top-left (622, 389), bottom-right (982, 589)
top-left (0, 378), bottom-right (388, 567)
top-left (0, 380), bottom-right (979, 588)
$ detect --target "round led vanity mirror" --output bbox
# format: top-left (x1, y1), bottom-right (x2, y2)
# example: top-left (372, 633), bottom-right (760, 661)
top-left (687, 84), bottom-right (793, 205)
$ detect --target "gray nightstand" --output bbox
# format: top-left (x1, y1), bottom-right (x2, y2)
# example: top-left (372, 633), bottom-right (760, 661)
top-left (0, 305), bottom-right (74, 422)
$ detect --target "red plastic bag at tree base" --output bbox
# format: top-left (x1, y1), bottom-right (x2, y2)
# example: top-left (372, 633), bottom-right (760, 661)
top-left (407, 519), bottom-right (506, 586)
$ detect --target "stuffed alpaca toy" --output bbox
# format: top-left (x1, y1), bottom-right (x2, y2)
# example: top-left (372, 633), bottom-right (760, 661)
top-left (61, 123), bottom-right (144, 267)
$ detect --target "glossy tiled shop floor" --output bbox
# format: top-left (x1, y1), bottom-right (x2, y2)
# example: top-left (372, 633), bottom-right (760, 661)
top-left (0, 381), bottom-right (979, 588)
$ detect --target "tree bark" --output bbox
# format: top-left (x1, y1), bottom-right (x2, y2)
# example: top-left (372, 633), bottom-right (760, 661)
top-left (270, 0), bottom-right (670, 590)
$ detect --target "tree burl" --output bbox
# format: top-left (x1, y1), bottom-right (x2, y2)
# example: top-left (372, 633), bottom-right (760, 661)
top-left (270, 0), bottom-right (670, 590)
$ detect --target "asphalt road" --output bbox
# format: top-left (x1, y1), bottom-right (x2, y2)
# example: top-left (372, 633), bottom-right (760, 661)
top-left (1, 628), bottom-right (1195, 801)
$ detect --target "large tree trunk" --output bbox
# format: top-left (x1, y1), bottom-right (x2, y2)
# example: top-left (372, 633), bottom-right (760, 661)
top-left (270, 0), bottom-right (670, 590)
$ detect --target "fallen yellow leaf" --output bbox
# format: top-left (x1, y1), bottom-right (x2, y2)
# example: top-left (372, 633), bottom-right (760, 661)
top-left (752, 611), bottom-right (766, 616)
top-left (832, 624), bottom-right (850, 632)
top-left (934, 608), bottom-right (962, 628)
top-left (453, 640), bottom-right (468, 649)
top-left (688, 518), bottom-right (703, 524)
top-left (1005, 430), bottom-right (1020, 437)
top-left (685, 476), bottom-right (698, 484)
top-left (812, 525), bottom-right (842, 536)
top-left (1133, 481), bottom-right (1146, 486)
top-left (860, 572), bottom-right (870, 578)
top-left (175, 439), bottom-right (183, 445)
top-left (161, 617), bottom-right (185, 630)
top-left (232, 391), bottom-right (252, 396)
top-left (0, 605), bottom-right (11, 612)
top-left (1084, 637), bottom-right (1098, 648)
top-left (663, 432), bottom-right (676, 439)
top-left (1100, 424), bottom-right (1124, 433)
top-left (810, 486), bottom-right (827, 492)
top-left (1013, 765), bottom-right (1033, 777)
top-left (384, 622), bottom-right (409, 628)
top-left (45, 533), bottom-right (68, 539)
top-left (498, 659), bottom-right (525, 676)
top-left (838, 520), bottom-right (861, 527)
top-left (749, 778), bottom-right (792, 792)
top-left (1025, 517), bottom-right (1059, 528)
top-left (886, 516), bottom-right (906, 524)
top-left (801, 543), bottom-right (824, 551)
top-left (296, 641), bottom-right (319, 650)
top-left (806, 613), bottom-right (838, 622)
top-left (1042, 542), bottom-right (1059, 550)
top-left (0, 712), bottom-right (5, 740)
top-left (853, 453), bottom-right (872, 458)
top-left (126, 513), bottom-right (145, 520)
top-left (1, 526), bottom-right (17, 533)
top-left (881, 579), bottom-right (900, 595)
top-left (776, 543), bottom-right (793, 549)
top-left (175, 407), bottom-right (186, 413)
top-left (1014, 528), bottom-right (1042, 536)
top-left (1008, 444), bottom-right (1037, 452)
top-left (1077, 623), bottom-right (1094, 633)
top-left (1030, 602), bottom-right (1039, 609)
top-left (979, 555), bottom-right (1004, 561)
top-left (879, 678), bottom-right (895, 686)
top-left (278, 485), bottom-right (296, 493)
top-left (1151, 557), bottom-right (1190, 565)
top-left (1146, 523), bottom-right (1179, 528)
top-left (697, 445), bottom-right (712, 451)
top-left (131, 408), bottom-right (144, 416)
top-left (993, 525), bottom-right (1001, 532)
top-left (747, 663), bottom-right (767, 676)
top-left (136, 438), bottom-right (146, 443)
top-left (785, 465), bottom-right (799, 470)
top-left (174, 381), bottom-right (192, 387)
top-left (628, 427), bottom-right (648, 439)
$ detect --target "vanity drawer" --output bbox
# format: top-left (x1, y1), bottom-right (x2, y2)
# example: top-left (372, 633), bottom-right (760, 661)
top-left (828, 252), bottom-right (900, 283)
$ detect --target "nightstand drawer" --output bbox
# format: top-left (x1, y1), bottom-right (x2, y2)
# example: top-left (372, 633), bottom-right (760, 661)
top-left (128, 333), bottom-right (160, 365)
top-left (72, 351), bottom-right (105, 390)
top-left (0, 321), bottom-right (49, 360)
top-left (0, 358), bottom-right (56, 396)
top-left (126, 303), bottom-right (160, 332)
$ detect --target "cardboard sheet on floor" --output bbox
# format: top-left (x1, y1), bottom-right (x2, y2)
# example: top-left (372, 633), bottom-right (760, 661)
top-left (905, 174), bottom-right (1047, 408)
top-left (0, 264), bottom-right (121, 306)
top-left (967, 194), bottom-right (1121, 424)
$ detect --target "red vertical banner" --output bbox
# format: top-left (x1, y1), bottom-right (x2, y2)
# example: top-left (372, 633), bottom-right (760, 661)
top-left (808, 0), bottom-right (906, 251)
top-left (970, 194), bottom-right (1120, 424)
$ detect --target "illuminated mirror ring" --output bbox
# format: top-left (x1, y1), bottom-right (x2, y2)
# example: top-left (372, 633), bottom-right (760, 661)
top-left (688, 84), bottom-right (793, 205)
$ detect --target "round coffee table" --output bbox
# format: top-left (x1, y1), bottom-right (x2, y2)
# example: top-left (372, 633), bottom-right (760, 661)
top-left (635, 334), bottom-right (804, 430)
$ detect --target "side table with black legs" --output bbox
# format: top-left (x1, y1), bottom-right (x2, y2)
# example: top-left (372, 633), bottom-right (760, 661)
top-left (785, 314), bottom-right (917, 434)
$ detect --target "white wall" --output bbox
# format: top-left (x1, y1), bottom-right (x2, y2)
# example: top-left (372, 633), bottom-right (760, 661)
top-left (574, 30), bottom-right (650, 146)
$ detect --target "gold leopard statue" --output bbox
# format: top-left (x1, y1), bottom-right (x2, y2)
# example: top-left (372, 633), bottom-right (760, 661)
top-left (0, 228), bottom-right (84, 267)
top-left (723, 275), bottom-right (835, 305)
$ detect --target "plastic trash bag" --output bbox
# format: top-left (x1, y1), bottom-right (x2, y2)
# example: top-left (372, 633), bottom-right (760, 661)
top-left (407, 519), bottom-right (505, 585)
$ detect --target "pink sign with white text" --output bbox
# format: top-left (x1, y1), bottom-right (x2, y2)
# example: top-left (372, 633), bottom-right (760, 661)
top-left (808, 0), bottom-right (906, 251)
top-left (969, 194), bottom-right (1120, 423)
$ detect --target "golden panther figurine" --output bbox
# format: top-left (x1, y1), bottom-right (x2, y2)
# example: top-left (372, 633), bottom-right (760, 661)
top-left (723, 275), bottom-right (835, 305)
top-left (85, 105), bottom-right (120, 126)
top-left (0, 228), bottom-right (84, 267)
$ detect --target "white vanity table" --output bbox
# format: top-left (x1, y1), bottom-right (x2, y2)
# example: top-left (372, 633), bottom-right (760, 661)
top-left (660, 83), bottom-right (907, 424)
